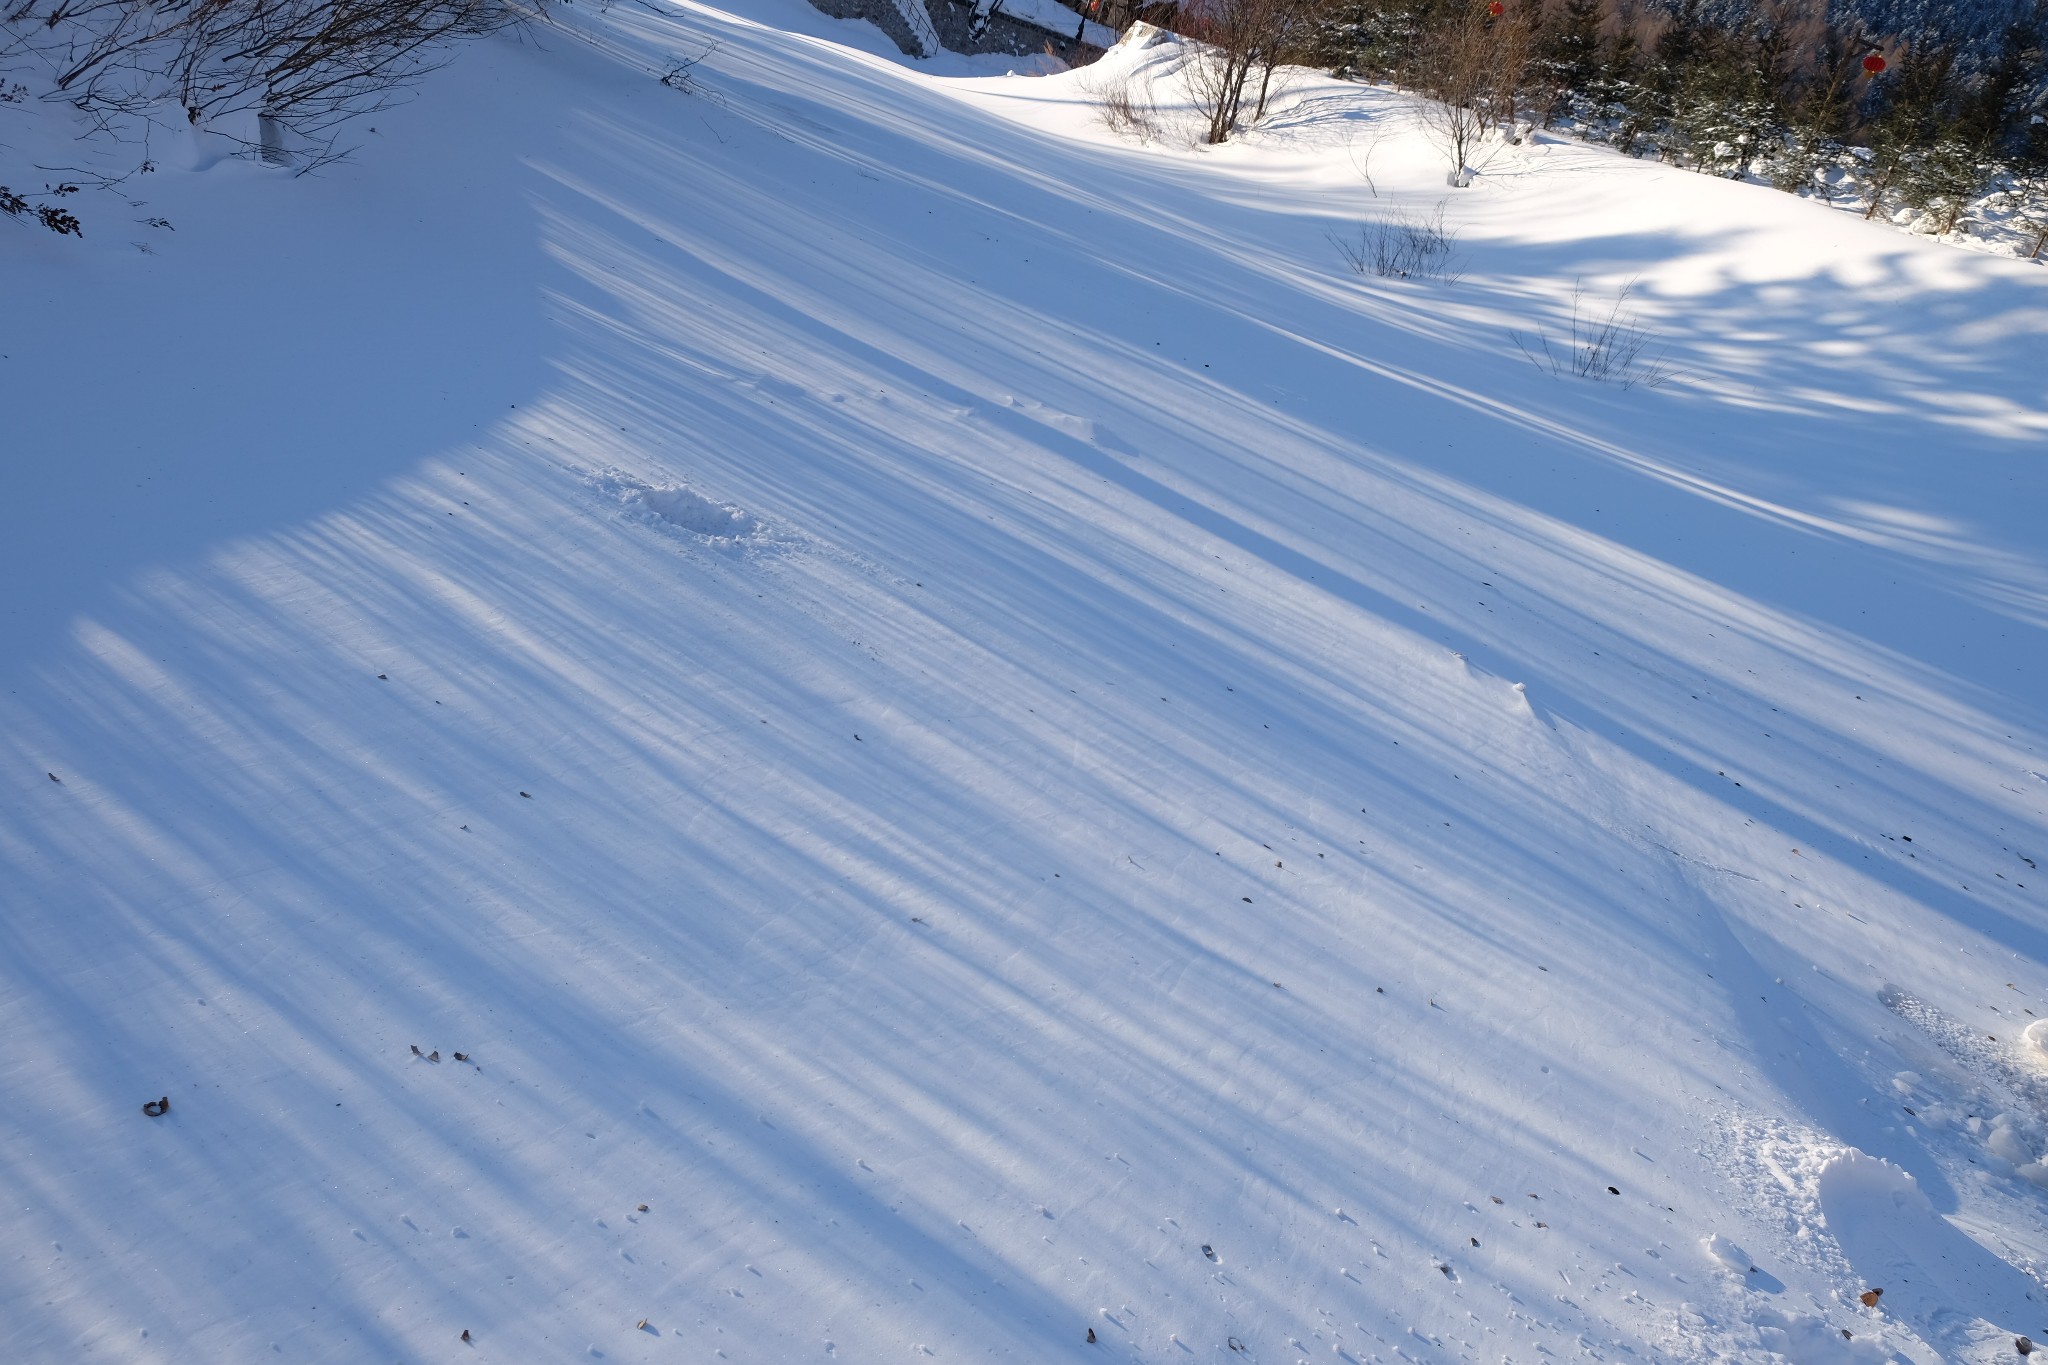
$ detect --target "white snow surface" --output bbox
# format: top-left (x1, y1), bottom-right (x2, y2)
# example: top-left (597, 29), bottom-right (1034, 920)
top-left (5, 5), bottom-right (2048, 1364)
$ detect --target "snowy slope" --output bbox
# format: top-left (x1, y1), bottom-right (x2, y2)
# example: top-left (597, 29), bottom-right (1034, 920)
top-left (4, 7), bottom-right (2047, 1364)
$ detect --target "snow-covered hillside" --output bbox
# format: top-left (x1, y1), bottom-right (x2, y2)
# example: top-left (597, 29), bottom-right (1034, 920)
top-left (5, 6), bottom-right (2047, 1363)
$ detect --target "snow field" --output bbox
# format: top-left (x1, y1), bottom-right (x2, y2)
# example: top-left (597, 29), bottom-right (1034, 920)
top-left (3, 2), bottom-right (2047, 1362)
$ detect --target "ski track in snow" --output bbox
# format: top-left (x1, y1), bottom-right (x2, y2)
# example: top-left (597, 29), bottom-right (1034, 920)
top-left (3, 3), bottom-right (2047, 1362)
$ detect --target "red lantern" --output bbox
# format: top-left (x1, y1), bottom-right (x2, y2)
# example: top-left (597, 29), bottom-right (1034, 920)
top-left (1862, 53), bottom-right (1887, 74)
top-left (1488, 1), bottom-right (1504, 12)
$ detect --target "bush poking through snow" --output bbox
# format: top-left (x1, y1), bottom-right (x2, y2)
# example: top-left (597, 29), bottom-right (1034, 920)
top-left (1514, 281), bottom-right (1677, 389)
top-left (1179, 0), bottom-right (1316, 145)
top-left (1085, 68), bottom-right (1161, 142)
top-left (1330, 201), bottom-right (1461, 281)
top-left (1996, 170), bottom-right (2048, 260)
top-left (0, 183), bottom-right (83, 235)
top-left (1318, 0), bottom-right (2048, 256)
top-left (1411, 0), bottom-right (1530, 187)
top-left (658, 42), bottom-right (719, 99)
top-left (0, 0), bottom-right (536, 167)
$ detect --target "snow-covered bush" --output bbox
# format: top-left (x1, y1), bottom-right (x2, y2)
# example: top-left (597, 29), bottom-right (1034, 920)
top-left (1330, 199), bottom-right (1462, 278)
top-left (1314, 0), bottom-right (2048, 253)
top-left (1176, 0), bottom-right (1317, 143)
top-left (1513, 280), bottom-right (1677, 389)
top-left (0, 181), bottom-right (83, 234)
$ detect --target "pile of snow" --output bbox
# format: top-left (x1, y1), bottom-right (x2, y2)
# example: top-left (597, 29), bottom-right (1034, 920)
top-left (598, 472), bottom-right (764, 543)
top-left (1702, 1231), bottom-right (1754, 1273)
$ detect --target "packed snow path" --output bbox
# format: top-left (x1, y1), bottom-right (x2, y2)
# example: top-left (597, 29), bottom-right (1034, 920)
top-left (4, 4), bottom-right (2047, 1362)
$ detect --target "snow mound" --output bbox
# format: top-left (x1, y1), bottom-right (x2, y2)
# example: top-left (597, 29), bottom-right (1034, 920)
top-left (636, 484), bottom-right (758, 538)
top-left (1752, 1307), bottom-right (1889, 1363)
top-left (2026, 1018), bottom-right (2048, 1058)
top-left (1701, 1233), bottom-right (1753, 1273)
top-left (596, 472), bottom-right (762, 544)
top-left (1816, 1146), bottom-right (2047, 1354)
top-left (1815, 1149), bottom-right (1931, 1216)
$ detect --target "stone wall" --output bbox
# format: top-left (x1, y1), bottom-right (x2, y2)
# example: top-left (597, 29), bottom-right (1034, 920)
top-left (806, 0), bottom-right (928, 57)
top-left (806, 0), bottom-right (1099, 62)
top-left (927, 0), bottom-right (1092, 58)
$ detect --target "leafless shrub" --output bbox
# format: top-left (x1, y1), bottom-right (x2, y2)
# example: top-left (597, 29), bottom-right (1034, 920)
top-left (2, 0), bottom-right (536, 164)
top-left (0, 181), bottom-right (84, 234)
top-left (1514, 281), bottom-right (1678, 388)
top-left (658, 41), bottom-right (719, 99)
top-left (1330, 201), bottom-right (1462, 280)
top-left (1244, 0), bottom-right (1311, 122)
top-left (1346, 130), bottom-right (1381, 197)
top-left (1178, 0), bottom-right (1313, 144)
top-left (1414, 2), bottom-right (1531, 186)
top-left (1085, 67), bottom-right (1160, 141)
top-left (1416, 91), bottom-right (1486, 186)
top-left (1181, 15), bottom-right (1259, 144)
top-left (2000, 171), bottom-right (2048, 261)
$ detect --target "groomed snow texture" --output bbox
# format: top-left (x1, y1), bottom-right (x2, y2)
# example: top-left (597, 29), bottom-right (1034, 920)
top-left (4, 4), bottom-right (2047, 1363)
